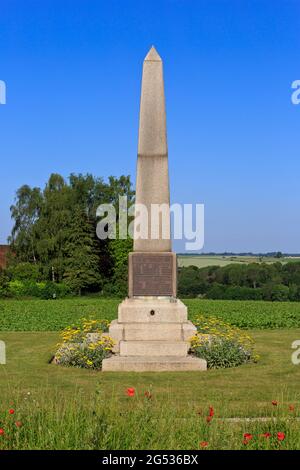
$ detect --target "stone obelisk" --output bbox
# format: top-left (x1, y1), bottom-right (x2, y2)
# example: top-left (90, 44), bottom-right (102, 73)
top-left (134, 45), bottom-right (170, 252)
top-left (128, 46), bottom-right (176, 297)
top-left (102, 47), bottom-right (206, 372)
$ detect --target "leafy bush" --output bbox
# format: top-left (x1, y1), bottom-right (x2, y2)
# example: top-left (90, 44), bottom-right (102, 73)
top-left (206, 285), bottom-right (264, 300)
top-left (178, 266), bottom-right (208, 297)
top-left (262, 283), bottom-right (290, 302)
top-left (54, 318), bottom-right (114, 370)
top-left (4, 280), bottom-right (70, 299)
top-left (8, 262), bottom-right (40, 282)
top-left (38, 282), bottom-right (70, 299)
top-left (7, 280), bottom-right (28, 297)
top-left (101, 280), bottom-right (127, 298)
top-left (190, 315), bottom-right (257, 368)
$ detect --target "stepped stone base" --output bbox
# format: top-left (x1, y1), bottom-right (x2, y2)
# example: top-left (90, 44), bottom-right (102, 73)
top-left (103, 297), bottom-right (207, 372)
top-left (102, 355), bottom-right (206, 372)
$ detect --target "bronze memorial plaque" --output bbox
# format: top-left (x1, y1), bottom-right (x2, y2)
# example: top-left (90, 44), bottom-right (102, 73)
top-left (129, 253), bottom-right (176, 297)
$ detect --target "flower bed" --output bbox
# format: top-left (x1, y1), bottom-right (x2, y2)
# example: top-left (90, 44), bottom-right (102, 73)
top-left (190, 315), bottom-right (258, 369)
top-left (54, 318), bottom-right (114, 370)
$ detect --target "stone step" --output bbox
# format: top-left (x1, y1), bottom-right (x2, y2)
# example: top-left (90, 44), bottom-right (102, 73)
top-left (119, 340), bottom-right (189, 357)
top-left (102, 355), bottom-right (207, 372)
top-left (118, 298), bottom-right (188, 323)
top-left (108, 320), bottom-right (197, 353)
top-left (124, 323), bottom-right (182, 341)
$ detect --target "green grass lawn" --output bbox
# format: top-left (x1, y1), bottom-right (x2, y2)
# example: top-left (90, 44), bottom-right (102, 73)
top-left (1, 297), bottom-right (300, 449)
top-left (0, 329), bottom-right (300, 449)
top-left (1, 329), bottom-right (300, 417)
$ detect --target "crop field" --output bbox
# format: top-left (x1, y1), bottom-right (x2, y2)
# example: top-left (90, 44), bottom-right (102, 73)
top-left (1, 297), bottom-right (300, 330)
top-left (177, 255), bottom-right (300, 268)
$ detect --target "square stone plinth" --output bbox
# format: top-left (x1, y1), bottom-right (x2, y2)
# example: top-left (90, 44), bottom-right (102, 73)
top-left (102, 297), bottom-right (207, 372)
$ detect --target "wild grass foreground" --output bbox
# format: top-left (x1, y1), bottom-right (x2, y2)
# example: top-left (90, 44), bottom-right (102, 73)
top-left (0, 390), bottom-right (299, 450)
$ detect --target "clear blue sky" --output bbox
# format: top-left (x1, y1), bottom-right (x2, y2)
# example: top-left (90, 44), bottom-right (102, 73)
top-left (0, 0), bottom-right (299, 252)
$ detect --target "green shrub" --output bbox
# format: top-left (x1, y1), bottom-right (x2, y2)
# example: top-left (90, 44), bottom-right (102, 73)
top-left (54, 318), bottom-right (113, 369)
top-left (206, 284), bottom-right (263, 300)
top-left (178, 266), bottom-right (208, 297)
top-left (0, 286), bottom-right (9, 298)
top-left (39, 281), bottom-right (70, 299)
top-left (8, 280), bottom-right (28, 297)
top-left (205, 283), bottom-right (226, 299)
top-left (262, 283), bottom-right (290, 301)
top-left (8, 262), bottom-right (41, 282)
top-left (288, 284), bottom-right (300, 301)
top-left (101, 280), bottom-right (126, 298)
top-left (190, 315), bottom-right (257, 369)
top-left (224, 286), bottom-right (263, 300)
top-left (6, 280), bottom-right (70, 299)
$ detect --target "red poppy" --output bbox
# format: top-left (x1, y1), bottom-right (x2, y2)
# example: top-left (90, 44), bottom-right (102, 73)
top-left (261, 432), bottom-right (271, 438)
top-left (9, 409), bottom-right (15, 415)
top-left (0, 429), bottom-right (4, 436)
top-left (15, 421), bottom-right (22, 428)
top-left (289, 405), bottom-right (295, 412)
top-left (272, 401), bottom-right (278, 406)
top-left (199, 441), bottom-right (208, 448)
top-left (277, 432), bottom-right (285, 441)
top-left (126, 387), bottom-right (135, 397)
top-left (209, 406), bottom-right (214, 417)
top-left (243, 433), bottom-right (253, 444)
top-left (206, 416), bottom-right (212, 424)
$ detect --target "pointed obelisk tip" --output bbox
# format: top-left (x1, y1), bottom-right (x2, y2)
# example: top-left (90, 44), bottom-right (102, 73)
top-left (144, 46), bottom-right (162, 62)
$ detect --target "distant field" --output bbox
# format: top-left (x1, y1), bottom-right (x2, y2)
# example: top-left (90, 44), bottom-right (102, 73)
top-left (177, 255), bottom-right (300, 268)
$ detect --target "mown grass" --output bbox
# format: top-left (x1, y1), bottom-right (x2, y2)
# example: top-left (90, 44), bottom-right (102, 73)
top-left (1, 297), bottom-right (300, 330)
top-left (0, 329), bottom-right (300, 416)
top-left (0, 329), bottom-right (300, 449)
top-left (1, 298), bottom-right (300, 448)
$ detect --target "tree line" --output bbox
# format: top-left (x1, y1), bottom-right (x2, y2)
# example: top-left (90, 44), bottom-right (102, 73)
top-left (178, 262), bottom-right (300, 301)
